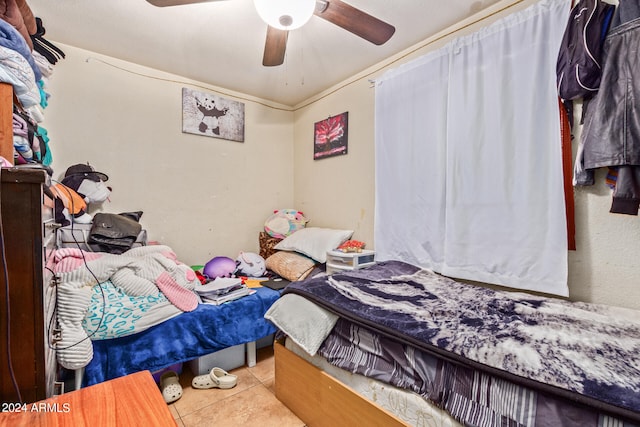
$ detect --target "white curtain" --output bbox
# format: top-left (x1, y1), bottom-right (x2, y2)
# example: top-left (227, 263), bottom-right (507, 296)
top-left (375, 0), bottom-right (570, 296)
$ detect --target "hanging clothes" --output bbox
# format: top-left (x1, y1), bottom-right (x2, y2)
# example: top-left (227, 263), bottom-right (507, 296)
top-left (581, 0), bottom-right (640, 214)
top-left (0, 0), bottom-right (36, 50)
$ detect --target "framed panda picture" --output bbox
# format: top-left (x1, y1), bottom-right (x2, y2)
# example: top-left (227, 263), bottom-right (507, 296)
top-left (182, 88), bottom-right (245, 142)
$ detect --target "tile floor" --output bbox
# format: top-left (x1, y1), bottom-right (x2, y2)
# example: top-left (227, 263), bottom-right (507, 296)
top-left (167, 346), bottom-right (305, 427)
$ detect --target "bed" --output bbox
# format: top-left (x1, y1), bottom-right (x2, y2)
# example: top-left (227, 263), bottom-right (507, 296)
top-left (265, 260), bottom-right (640, 427)
top-left (49, 244), bottom-right (280, 388)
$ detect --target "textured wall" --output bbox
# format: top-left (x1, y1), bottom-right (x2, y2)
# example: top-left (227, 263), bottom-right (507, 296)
top-left (44, 44), bottom-right (294, 266)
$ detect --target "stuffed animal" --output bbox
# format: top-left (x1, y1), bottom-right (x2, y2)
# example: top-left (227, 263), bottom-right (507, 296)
top-left (235, 252), bottom-right (266, 278)
top-left (264, 209), bottom-right (308, 239)
top-left (202, 256), bottom-right (237, 280)
top-left (51, 163), bottom-right (111, 226)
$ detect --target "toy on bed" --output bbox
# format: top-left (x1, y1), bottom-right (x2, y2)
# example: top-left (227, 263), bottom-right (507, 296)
top-left (264, 209), bottom-right (308, 239)
top-left (50, 163), bottom-right (111, 226)
top-left (202, 256), bottom-right (237, 279)
top-left (235, 252), bottom-right (266, 277)
top-left (201, 253), bottom-right (266, 280)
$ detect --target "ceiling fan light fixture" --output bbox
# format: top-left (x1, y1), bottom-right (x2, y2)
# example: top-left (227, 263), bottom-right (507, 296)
top-left (253, 0), bottom-right (316, 30)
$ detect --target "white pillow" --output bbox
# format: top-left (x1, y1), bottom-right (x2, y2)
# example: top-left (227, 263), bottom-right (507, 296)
top-left (264, 294), bottom-right (338, 356)
top-left (274, 227), bottom-right (353, 263)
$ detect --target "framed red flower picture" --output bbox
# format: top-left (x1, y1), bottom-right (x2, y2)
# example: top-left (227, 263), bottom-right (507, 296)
top-left (314, 112), bottom-right (348, 160)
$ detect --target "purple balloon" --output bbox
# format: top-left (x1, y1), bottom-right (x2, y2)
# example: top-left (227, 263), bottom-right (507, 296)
top-left (203, 256), bottom-right (237, 279)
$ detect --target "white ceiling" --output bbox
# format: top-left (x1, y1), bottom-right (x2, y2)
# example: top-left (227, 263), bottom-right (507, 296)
top-left (27, 0), bottom-right (502, 106)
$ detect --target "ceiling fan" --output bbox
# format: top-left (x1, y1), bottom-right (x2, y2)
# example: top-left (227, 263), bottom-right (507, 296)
top-left (145, 0), bottom-right (395, 67)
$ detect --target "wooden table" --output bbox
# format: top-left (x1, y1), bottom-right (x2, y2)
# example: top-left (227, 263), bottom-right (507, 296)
top-left (0, 371), bottom-right (176, 426)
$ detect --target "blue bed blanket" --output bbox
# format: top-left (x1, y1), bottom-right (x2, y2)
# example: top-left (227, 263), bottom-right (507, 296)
top-left (83, 287), bottom-right (279, 386)
top-left (283, 261), bottom-right (640, 423)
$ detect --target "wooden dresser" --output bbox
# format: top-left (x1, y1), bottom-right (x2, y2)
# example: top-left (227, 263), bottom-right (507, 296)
top-left (0, 370), bottom-right (176, 426)
top-left (0, 167), bottom-right (58, 403)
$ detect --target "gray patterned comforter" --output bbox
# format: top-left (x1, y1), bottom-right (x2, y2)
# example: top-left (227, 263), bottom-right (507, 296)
top-left (283, 261), bottom-right (640, 424)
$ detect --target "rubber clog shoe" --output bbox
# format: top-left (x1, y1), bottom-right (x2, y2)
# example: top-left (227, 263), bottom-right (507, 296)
top-left (191, 367), bottom-right (237, 390)
top-left (160, 371), bottom-right (183, 404)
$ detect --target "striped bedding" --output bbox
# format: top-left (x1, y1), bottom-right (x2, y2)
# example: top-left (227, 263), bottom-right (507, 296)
top-left (279, 260), bottom-right (640, 426)
top-left (319, 319), bottom-right (632, 427)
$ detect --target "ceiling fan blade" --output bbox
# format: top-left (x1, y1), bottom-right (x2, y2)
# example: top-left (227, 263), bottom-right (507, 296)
top-left (146, 0), bottom-right (227, 7)
top-left (314, 0), bottom-right (395, 45)
top-left (263, 26), bottom-right (288, 67)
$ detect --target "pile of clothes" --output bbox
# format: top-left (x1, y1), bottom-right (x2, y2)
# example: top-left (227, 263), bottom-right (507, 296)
top-left (0, 0), bottom-right (64, 167)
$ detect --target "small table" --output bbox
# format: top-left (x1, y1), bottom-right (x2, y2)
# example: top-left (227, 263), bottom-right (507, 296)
top-left (0, 371), bottom-right (175, 426)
